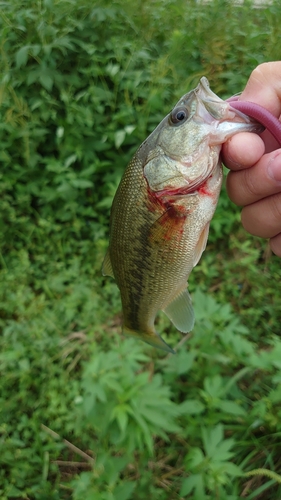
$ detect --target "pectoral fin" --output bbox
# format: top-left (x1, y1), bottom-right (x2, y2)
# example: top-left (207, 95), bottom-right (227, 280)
top-left (163, 288), bottom-right (194, 333)
top-left (102, 249), bottom-right (114, 278)
top-left (122, 325), bottom-right (175, 354)
top-left (193, 222), bottom-right (210, 267)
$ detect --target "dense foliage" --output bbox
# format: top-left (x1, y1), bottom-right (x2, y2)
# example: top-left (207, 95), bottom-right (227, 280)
top-left (1, 0), bottom-right (281, 498)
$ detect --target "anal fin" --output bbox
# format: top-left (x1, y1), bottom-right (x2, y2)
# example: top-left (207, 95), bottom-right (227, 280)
top-left (163, 288), bottom-right (194, 333)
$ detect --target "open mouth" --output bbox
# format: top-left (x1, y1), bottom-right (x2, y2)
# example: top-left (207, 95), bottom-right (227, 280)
top-left (195, 78), bottom-right (263, 134)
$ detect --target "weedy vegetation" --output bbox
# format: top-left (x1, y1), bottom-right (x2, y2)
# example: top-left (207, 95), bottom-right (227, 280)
top-left (1, 0), bottom-right (281, 498)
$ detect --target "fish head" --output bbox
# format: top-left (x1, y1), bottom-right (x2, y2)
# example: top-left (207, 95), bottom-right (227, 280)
top-left (143, 77), bottom-right (262, 195)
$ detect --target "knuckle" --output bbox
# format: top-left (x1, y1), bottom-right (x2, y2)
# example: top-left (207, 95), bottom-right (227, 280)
top-left (250, 63), bottom-right (270, 82)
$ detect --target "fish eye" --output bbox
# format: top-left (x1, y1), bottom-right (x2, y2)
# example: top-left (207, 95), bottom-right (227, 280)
top-left (170, 106), bottom-right (189, 125)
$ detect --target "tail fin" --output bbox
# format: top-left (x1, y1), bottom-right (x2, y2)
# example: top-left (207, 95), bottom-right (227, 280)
top-left (122, 325), bottom-right (175, 354)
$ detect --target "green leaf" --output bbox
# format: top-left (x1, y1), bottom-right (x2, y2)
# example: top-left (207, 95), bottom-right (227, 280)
top-left (222, 462), bottom-right (243, 477)
top-left (194, 473), bottom-right (205, 499)
top-left (115, 130), bottom-right (126, 149)
top-left (64, 154), bottom-right (77, 168)
top-left (166, 350), bottom-right (196, 375)
top-left (16, 46), bottom-right (29, 68)
top-left (6, 485), bottom-right (25, 497)
top-left (30, 44), bottom-right (41, 57)
top-left (180, 399), bottom-right (205, 415)
top-left (202, 424), bottom-right (224, 458)
top-left (218, 400), bottom-right (246, 416)
top-left (180, 474), bottom-right (202, 496)
top-left (185, 447), bottom-right (205, 469)
top-left (124, 125), bottom-right (135, 135)
top-left (206, 437), bottom-right (236, 464)
top-left (203, 375), bottom-right (223, 398)
top-left (129, 411), bottom-right (153, 453)
top-left (70, 179), bottom-right (94, 189)
top-left (39, 72), bottom-right (53, 91)
top-left (110, 404), bottom-right (130, 433)
top-left (114, 481), bottom-right (136, 500)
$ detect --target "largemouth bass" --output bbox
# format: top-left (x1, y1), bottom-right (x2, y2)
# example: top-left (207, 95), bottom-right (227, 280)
top-left (103, 77), bottom-right (261, 353)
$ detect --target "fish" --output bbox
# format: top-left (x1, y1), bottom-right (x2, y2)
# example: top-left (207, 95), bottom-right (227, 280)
top-left (103, 77), bottom-right (261, 353)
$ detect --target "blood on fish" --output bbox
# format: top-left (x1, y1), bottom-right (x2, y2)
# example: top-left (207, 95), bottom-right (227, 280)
top-left (197, 183), bottom-right (211, 196)
top-left (161, 214), bottom-right (186, 241)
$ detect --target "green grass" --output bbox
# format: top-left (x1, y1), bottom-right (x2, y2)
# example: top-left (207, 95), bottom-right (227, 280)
top-left (1, 0), bottom-right (281, 498)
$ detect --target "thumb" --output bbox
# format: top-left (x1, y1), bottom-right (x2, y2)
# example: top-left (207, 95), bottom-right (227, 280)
top-left (240, 62), bottom-right (281, 118)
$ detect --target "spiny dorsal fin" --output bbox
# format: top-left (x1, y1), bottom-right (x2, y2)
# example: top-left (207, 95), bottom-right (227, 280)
top-left (102, 249), bottom-right (114, 278)
top-left (163, 288), bottom-right (194, 333)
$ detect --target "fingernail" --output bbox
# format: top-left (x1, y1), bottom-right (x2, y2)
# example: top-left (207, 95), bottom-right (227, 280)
top-left (267, 152), bottom-right (281, 183)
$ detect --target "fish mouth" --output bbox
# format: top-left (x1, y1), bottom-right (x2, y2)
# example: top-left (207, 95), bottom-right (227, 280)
top-left (194, 77), bottom-right (263, 137)
top-left (195, 77), bottom-right (245, 121)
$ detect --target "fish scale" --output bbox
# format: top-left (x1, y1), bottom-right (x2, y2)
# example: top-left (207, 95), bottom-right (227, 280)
top-left (103, 77), bottom-right (262, 353)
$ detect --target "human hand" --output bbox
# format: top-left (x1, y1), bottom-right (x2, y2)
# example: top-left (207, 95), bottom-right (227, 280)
top-left (222, 62), bottom-right (281, 257)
